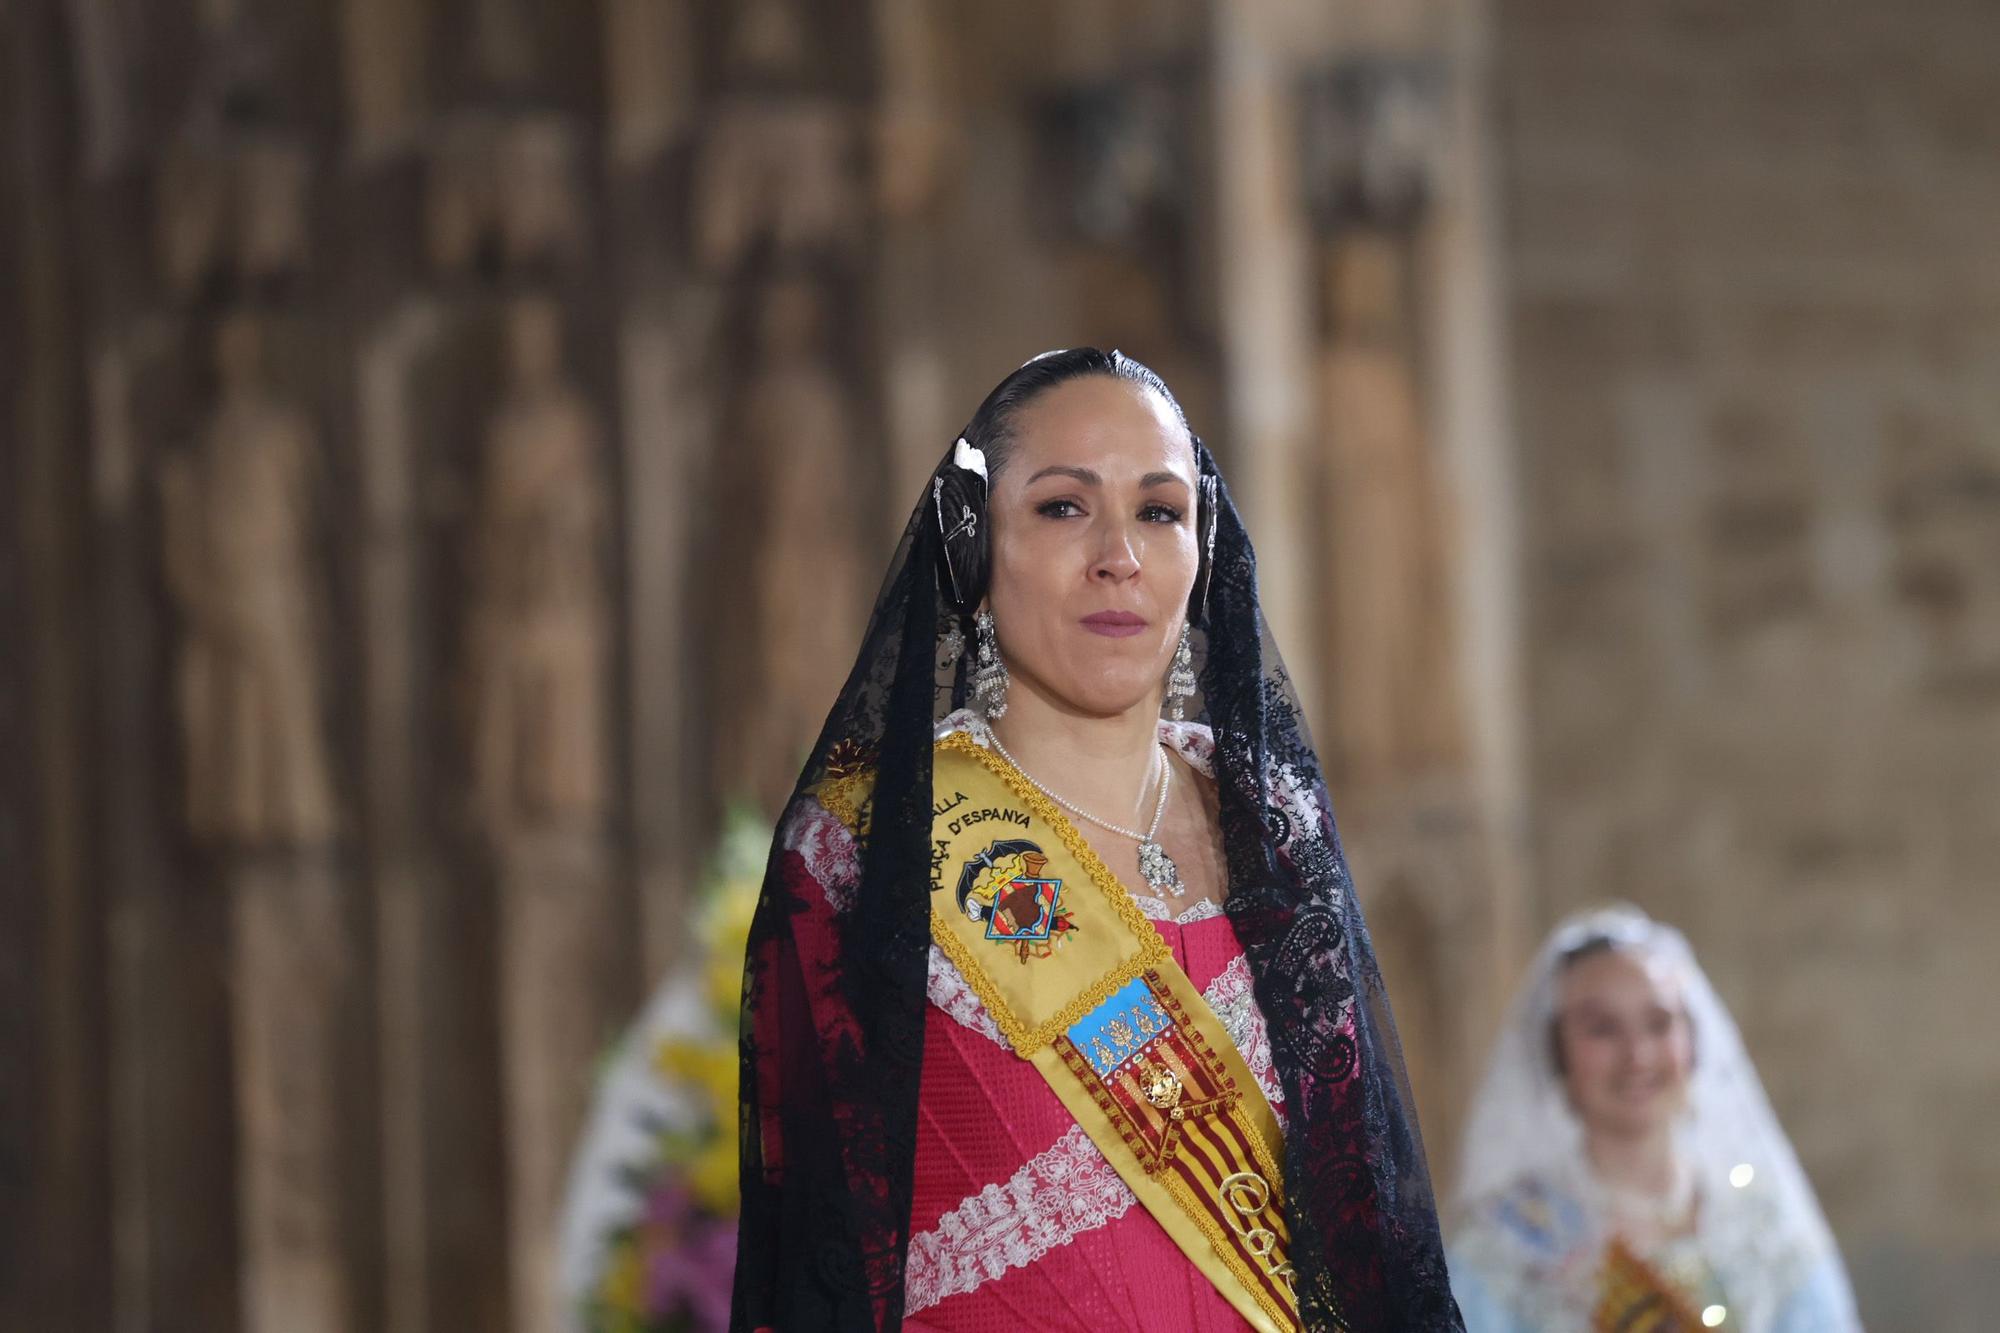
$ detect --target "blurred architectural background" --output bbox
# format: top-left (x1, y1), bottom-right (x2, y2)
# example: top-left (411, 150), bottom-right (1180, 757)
top-left (3, 0), bottom-right (1995, 1330)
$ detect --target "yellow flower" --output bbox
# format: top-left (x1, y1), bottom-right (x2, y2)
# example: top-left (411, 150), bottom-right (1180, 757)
top-left (597, 1237), bottom-right (646, 1323)
top-left (700, 873), bottom-right (761, 947)
top-left (687, 1111), bottom-right (741, 1214)
top-left (704, 951), bottom-right (744, 1020)
top-left (691, 858), bottom-right (762, 1022)
top-left (650, 1035), bottom-right (742, 1215)
top-left (655, 1037), bottom-right (738, 1123)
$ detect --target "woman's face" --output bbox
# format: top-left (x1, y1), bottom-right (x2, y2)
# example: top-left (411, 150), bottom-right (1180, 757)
top-left (985, 376), bottom-right (1199, 720)
top-left (1554, 947), bottom-right (1694, 1141)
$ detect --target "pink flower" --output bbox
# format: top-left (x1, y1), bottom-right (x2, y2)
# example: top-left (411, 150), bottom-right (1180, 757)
top-left (645, 1218), bottom-right (738, 1331)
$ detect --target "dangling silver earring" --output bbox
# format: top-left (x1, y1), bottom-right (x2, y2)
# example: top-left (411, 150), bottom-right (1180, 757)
top-left (1165, 624), bottom-right (1196, 721)
top-left (939, 614), bottom-right (966, 666)
top-left (971, 608), bottom-right (1009, 719)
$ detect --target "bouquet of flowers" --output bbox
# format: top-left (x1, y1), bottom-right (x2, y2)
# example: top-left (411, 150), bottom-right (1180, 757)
top-left (561, 812), bottom-right (767, 1333)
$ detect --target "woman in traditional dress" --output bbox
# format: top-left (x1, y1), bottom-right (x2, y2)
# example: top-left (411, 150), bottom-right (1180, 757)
top-left (731, 349), bottom-right (1462, 1331)
top-left (1449, 906), bottom-right (1863, 1332)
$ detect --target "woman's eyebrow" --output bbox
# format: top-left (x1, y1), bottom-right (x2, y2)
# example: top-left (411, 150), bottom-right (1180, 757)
top-left (1022, 465), bottom-right (1192, 489)
top-left (1025, 464), bottom-right (1100, 486)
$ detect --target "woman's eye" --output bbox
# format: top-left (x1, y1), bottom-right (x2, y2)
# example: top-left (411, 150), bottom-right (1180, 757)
top-left (1035, 498), bottom-right (1083, 518)
top-left (1140, 503), bottom-right (1184, 523)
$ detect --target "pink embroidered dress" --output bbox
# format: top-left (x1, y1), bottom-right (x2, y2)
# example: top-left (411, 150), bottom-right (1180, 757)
top-left (776, 718), bottom-right (1284, 1331)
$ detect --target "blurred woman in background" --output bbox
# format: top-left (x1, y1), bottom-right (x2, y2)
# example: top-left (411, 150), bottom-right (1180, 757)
top-left (1450, 905), bottom-right (1862, 1332)
top-left (731, 349), bottom-right (1462, 1331)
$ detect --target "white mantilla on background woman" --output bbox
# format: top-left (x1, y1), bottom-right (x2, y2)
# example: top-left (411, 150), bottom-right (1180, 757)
top-left (1449, 905), bottom-right (1862, 1333)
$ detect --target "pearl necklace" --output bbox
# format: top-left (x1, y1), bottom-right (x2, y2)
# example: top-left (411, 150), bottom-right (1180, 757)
top-left (984, 728), bottom-right (1185, 897)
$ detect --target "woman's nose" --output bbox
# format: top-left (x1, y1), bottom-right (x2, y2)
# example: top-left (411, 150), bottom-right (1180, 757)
top-left (1090, 521), bottom-right (1142, 582)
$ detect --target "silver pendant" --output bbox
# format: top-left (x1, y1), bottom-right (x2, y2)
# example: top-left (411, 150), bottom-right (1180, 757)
top-left (1137, 840), bottom-right (1184, 897)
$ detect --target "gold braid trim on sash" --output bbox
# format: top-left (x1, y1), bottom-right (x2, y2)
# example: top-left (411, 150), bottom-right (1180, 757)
top-left (926, 732), bottom-right (1171, 1057)
top-left (925, 730), bottom-right (1303, 1333)
top-left (814, 767), bottom-right (875, 837)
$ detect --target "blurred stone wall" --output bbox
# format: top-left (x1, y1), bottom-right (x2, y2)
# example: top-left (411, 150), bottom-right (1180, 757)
top-left (1495, 1), bottom-right (2000, 1326)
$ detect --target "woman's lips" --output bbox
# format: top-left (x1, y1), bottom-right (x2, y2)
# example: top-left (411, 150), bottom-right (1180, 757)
top-left (1081, 611), bottom-right (1148, 638)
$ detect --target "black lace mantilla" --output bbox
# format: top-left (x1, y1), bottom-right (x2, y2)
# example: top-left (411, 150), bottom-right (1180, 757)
top-left (731, 440), bottom-right (1464, 1331)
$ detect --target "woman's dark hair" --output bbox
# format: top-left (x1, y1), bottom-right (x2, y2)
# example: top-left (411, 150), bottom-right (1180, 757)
top-left (1548, 935), bottom-right (1623, 1076)
top-left (961, 347), bottom-right (1191, 478)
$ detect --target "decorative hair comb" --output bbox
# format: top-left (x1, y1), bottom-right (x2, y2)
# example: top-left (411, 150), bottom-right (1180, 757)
top-left (951, 435), bottom-right (988, 482)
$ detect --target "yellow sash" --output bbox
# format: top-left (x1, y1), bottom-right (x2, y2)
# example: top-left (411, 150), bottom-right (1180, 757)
top-left (1595, 1239), bottom-right (1711, 1332)
top-left (823, 731), bottom-right (1301, 1331)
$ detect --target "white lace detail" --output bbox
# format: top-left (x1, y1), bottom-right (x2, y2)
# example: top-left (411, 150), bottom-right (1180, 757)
top-left (782, 798), bottom-right (861, 911)
top-left (1158, 717), bottom-right (1217, 772)
top-left (1205, 954), bottom-right (1286, 1114)
top-left (926, 945), bottom-right (1004, 1045)
top-left (903, 1124), bottom-right (1137, 1314)
top-left (1129, 893), bottom-right (1226, 925)
top-left (936, 707), bottom-right (983, 742)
